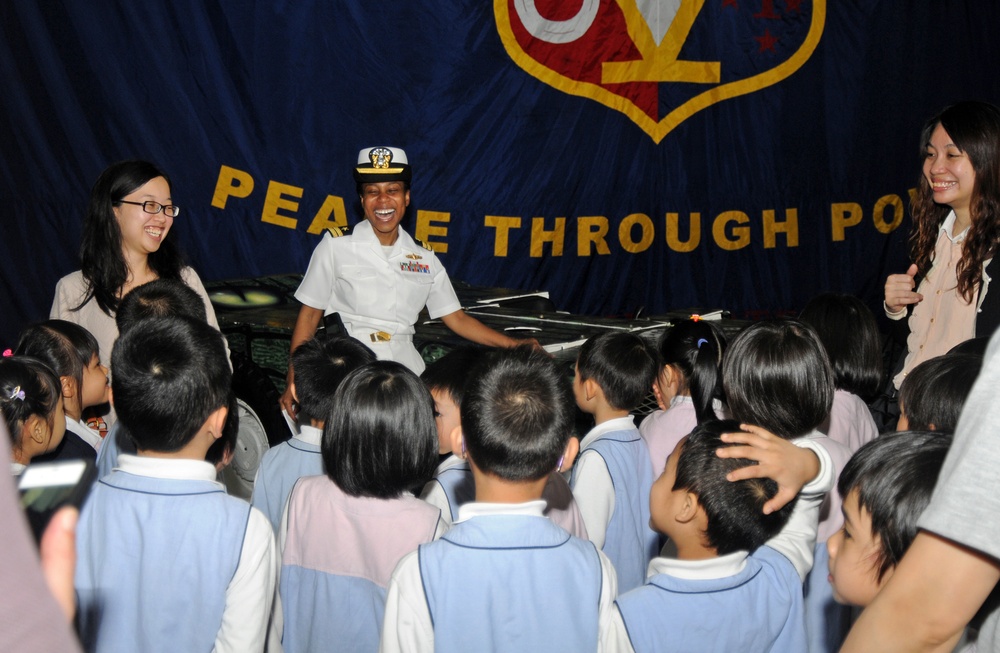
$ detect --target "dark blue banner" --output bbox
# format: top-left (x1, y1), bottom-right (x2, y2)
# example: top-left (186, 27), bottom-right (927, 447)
top-left (2, 1), bottom-right (1000, 346)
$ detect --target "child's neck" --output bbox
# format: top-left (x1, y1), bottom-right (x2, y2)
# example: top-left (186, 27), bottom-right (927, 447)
top-left (137, 430), bottom-right (213, 462)
top-left (672, 534), bottom-right (719, 562)
top-left (591, 405), bottom-right (630, 426)
top-left (470, 462), bottom-right (547, 504)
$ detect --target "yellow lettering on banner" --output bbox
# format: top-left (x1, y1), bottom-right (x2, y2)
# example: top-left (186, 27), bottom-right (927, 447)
top-left (577, 217), bottom-right (611, 256)
top-left (666, 212), bottom-right (701, 253)
top-left (416, 210), bottom-right (451, 253)
top-left (830, 202), bottom-right (862, 242)
top-left (261, 181), bottom-right (303, 230)
top-left (531, 217), bottom-right (565, 258)
top-left (306, 195), bottom-right (347, 235)
top-left (713, 211), bottom-right (750, 250)
top-left (484, 216), bottom-right (522, 257)
top-left (619, 213), bottom-right (654, 253)
top-left (211, 165), bottom-right (254, 209)
top-left (763, 208), bottom-right (799, 249)
top-left (873, 194), bottom-right (904, 234)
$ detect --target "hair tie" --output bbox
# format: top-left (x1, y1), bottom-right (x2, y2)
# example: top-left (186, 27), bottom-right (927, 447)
top-left (696, 338), bottom-right (708, 349)
top-left (1, 349), bottom-right (11, 357)
top-left (8, 385), bottom-right (24, 401)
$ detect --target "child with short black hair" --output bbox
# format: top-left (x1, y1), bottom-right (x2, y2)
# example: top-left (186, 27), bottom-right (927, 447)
top-left (15, 320), bottom-right (108, 461)
top-left (95, 279), bottom-right (215, 477)
top-left (898, 353), bottom-right (982, 433)
top-left (280, 360), bottom-right (442, 653)
top-left (381, 347), bottom-right (617, 652)
top-left (419, 345), bottom-right (587, 537)
top-left (827, 431), bottom-right (951, 607)
top-left (1, 356), bottom-right (65, 476)
top-left (251, 333), bottom-right (375, 532)
top-left (74, 316), bottom-right (277, 651)
top-left (609, 419), bottom-right (833, 652)
top-left (571, 331), bottom-right (659, 591)
top-left (723, 319), bottom-right (855, 653)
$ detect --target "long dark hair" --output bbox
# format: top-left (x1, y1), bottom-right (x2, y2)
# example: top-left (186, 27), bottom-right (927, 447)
top-left (656, 319), bottom-right (726, 424)
top-left (910, 101), bottom-right (1000, 302)
top-left (77, 160), bottom-right (184, 315)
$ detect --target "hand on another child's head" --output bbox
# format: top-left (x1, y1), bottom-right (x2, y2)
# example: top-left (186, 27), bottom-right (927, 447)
top-left (716, 424), bottom-right (820, 515)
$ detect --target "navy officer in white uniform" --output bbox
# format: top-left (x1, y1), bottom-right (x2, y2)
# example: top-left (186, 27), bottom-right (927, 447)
top-left (280, 146), bottom-right (530, 415)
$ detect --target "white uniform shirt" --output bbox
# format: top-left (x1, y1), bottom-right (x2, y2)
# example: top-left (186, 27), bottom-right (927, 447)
top-left (294, 220), bottom-right (462, 373)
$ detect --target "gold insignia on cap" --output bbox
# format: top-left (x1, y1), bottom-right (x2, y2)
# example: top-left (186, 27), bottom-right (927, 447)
top-left (405, 253), bottom-right (423, 260)
top-left (370, 147), bottom-right (393, 169)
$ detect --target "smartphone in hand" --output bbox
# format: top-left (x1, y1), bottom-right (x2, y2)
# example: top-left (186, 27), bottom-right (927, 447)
top-left (19, 459), bottom-right (97, 543)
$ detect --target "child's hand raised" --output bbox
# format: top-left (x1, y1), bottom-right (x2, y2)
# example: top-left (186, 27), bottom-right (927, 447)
top-left (716, 424), bottom-right (820, 515)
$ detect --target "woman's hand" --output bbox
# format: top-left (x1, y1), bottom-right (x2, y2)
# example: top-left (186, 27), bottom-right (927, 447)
top-left (717, 424), bottom-right (820, 515)
top-left (884, 263), bottom-right (923, 314)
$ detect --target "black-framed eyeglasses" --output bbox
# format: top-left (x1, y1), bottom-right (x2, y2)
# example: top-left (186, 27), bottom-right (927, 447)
top-left (115, 200), bottom-right (180, 218)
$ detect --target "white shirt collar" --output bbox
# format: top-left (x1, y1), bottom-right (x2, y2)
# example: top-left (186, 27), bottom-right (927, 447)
top-left (294, 424), bottom-right (323, 446)
top-left (579, 415), bottom-right (637, 449)
top-left (117, 453), bottom-right (222, 485)
top-left (940, 210), bottom-right (969, 243)
top-left (648, 549), bottom-right (749, 580)
top-left (433, 453), bottom-right (467, 476)
top-left (455, 500), bottom-right (548, 523)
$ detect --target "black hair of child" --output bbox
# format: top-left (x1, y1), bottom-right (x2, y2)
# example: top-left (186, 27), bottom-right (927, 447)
top-left (799, 293), bottom-right (883, 400)
top-left (115, 278), bottom-right (207, 335)
top-left (420, 344), bottom-right (489, 409)
top-left (111, 316), bottom-right (231, 453)
top-left (723, 320), bottom-right (834, 439)
top-left (291, 333), bottom-right (376, 424)
top-left (0, 356), bottom-right (62, 443)
top-left (673, 419), bottom-right (797, 555)
top-left (322, 360), bottom-right (438, 499)
top-left (577, 332), bottom-right (658, 412)
top-left (837, 431), bottom-right (951, 581)
top-left (206, 390), bottom-right (239, 468)
top-left (656, 319), bottom-right (727, 423)
top-left (461, 346), bottom-right (573, 482)
top-left (15, 320), bottom-right (100, 396)
top-left (899, 354), bottom-right (983, 433)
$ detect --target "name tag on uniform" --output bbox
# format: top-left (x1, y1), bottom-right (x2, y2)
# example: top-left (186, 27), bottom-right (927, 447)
top-left (400, 261), bottom-right (431, 274)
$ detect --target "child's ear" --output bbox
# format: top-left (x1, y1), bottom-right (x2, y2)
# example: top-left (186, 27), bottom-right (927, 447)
top-left (583, 378), bottom-right (600, 402)
top-left (25, 414), bottom-right (47, 445)
top-left (449, 426), bottom-right (464, 459)
top-left (289, 381), bottom-right (299, 404)
top-left (675, 491), bottom-right (701, 524)
top-left (207, 405), bottom-right (228, 441)
top-left (558, 437), bottom-right (580, 473)
top-left (59, 376), bottom-right (76, 400)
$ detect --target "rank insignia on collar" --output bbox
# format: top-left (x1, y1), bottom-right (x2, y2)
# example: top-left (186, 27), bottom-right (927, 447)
top-left (405, 253), bottom-right (423, 260)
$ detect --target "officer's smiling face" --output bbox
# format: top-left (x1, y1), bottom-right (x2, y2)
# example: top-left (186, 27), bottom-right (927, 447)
top-left (360, 181), bottom-right (410, 245)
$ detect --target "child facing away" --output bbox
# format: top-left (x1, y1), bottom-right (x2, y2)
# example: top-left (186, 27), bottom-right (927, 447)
top-left (571, 331), bottom-right (660, 592)
top-left (251, 332), bottom-right (375, 533)
top-left (94, 278), bottom-right (212, 478)
top-left (639, 318), bottom-right (727, 478)
top-left (897, 352), bottom-right (982, 433)
top-left (826, 431), bottom-right (951, 610)
top-left (1, 356), bottom-right (66, 476)
top-left (419, 345), bottom-right (587, 538)
top-left (798, 293), bottom-right (883, 652)
top-left (608, 420), bottom-right (834, 653)
top-left (380, 347), bottom-right (618, 653)
top-left (74, 316), bottom-right (278, 652)
top-left (279, 360), bottom-right (443, 653)
top-left (15, 320), bottom-right (109, 462)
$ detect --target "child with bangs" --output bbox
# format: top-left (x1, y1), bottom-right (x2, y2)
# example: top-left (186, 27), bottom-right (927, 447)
top-left (2, 356), bottom-right (66, 476)
top-left (897, 352), bottom-right (982, 433)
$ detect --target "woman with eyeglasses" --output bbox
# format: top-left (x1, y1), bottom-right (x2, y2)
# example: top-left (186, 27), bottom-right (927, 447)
top-left (50, 160), bottom-right (224, 376)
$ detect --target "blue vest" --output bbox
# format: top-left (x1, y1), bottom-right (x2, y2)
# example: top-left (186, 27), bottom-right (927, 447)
top-left (250, 438), bottom-right (323, 532)
top-left (75, 471), bottom-right (250, 653)
top-left (575, 427), bottom-right (657, 592)
top-left (418, 514), bottom-right (603, 652)
top-left (428, 461), bottom-right (474, 521)
top-left (615, 546), bottom-right (807, 653)
top-left (94, 423), bottom-right (136, 479)
top-left (804, 541), bottom-right (852, 653)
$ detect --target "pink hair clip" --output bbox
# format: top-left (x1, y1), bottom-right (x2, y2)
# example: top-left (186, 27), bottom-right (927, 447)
top-left (2, 348), bottom-right (12, 357)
